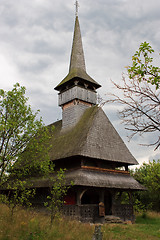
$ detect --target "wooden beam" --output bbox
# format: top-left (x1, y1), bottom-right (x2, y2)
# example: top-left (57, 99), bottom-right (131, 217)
top-left (81, 166), bottom-right (130, 175)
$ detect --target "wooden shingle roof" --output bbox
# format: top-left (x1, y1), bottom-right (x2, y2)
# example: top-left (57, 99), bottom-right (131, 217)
top-left (64, 169), bottom-right (145, 190)
top-left (48, 106), bottom-right (138, 165)
top-left (28, 168), bottom-right (145, 190)
top-left (54, 16), bottom-right (101, 91)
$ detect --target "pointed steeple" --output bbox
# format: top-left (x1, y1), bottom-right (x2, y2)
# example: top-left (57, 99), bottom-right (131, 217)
top-left (55, 16), bottom-right (101, 91)
top-left (69, 16), bottom-right (86, 72)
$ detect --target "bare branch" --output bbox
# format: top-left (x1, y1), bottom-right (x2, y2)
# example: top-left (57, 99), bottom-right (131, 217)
top-left (104, 74), bottom-right (160, 149)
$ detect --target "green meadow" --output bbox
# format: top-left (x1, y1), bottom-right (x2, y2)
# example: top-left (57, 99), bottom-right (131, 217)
top-left (0, 204), bottom-right (160, 240)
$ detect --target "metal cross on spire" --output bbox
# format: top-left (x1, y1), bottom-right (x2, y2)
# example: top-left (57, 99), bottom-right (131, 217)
top-left (75, 0), bottom-right (79, 16)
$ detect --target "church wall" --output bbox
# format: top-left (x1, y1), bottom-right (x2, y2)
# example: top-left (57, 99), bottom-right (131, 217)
top-left (59, 86), bottom-right (97, 106)
top-left (62, 101), bottom-right (90, 129)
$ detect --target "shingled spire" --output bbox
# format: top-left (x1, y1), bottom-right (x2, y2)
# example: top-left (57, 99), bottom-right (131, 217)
top-left (69, 16), bottom-right (86, 72)
top-left (55, 16), bottom-right (101, 91)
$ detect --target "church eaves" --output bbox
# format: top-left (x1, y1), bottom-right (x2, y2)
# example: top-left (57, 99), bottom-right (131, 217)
top-left (55, 16), bottom-right (101, 91)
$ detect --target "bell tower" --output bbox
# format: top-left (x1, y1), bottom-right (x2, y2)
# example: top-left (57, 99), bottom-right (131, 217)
top-left (54, 15), bottom-right (101, 129)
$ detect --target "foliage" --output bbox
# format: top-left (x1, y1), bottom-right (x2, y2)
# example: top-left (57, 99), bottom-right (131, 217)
top-left (131, 160), bottom-right (160, 211)
top-left (0, 83), bottom-right (47, 184)
top-left (115, 191), bottom-right (130, 204)
top-left (108, 42), bottom-right (160, 150)
top-left (0, 179), bottom-right (35, 217)
top-left (133, 199), bottom-right (146, 213)
top-left (127, 42), bottom-right (160, 89)
top-left (0, 123), bottom-right (55, 216)
top-left (0, 83), bottom-right (56, 218)
top-left (15, 125), bottom-right (54, 178)
top-left (44, 168), bottom-right (73, 224)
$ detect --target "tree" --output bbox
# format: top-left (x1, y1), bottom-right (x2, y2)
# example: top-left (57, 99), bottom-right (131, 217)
top-left (0, 83), bottom-right (47, 184)
top-left (0, 83), bottom-right (53, 215)
top-left (44, 168), bottom-right (72, 224)
top-left (107, 42), bottom-right (160, 150)
top-left (0, 179), bottom-right (35, 218)
top-left (131, 160), bottom-right (160, 211)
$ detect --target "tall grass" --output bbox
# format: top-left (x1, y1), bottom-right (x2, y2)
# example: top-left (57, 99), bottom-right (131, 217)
top-left (0, 204), bottom-right (160, 240)
top-left (0, 204), bottom-right (94, 240)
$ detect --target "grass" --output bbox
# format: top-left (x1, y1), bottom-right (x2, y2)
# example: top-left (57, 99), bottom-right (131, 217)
top-left (0, 204), bottom-right (160, 240)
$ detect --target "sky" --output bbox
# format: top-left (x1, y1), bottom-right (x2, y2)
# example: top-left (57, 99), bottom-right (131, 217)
top-left (0, 0), bottom-right (160, 166)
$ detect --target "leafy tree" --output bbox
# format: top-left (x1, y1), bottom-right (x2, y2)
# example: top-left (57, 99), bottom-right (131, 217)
top-left (0, 83), bottom-right (48, 184)
top-left (0, 178), bottom-right (35, 217)
top-left (108, 42), bottom-right (160, 149)
top-left (44, 168), bottom-right (72, 224)
top-left (131, 160), bottom-right (160, 211)
top-left (0, 83), bottom-right (54, 216)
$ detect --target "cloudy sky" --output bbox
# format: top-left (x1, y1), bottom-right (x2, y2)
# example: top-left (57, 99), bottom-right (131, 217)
top-left (0, 0), bottom-right (160, 166)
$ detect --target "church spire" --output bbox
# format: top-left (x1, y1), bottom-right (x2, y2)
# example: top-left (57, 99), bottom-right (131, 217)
top-left (69, 16), bottom-right (86, 72)
top-left (54, 5), bottom-right (101, 128)
top-left (54, 8), bottom-right (101, 91)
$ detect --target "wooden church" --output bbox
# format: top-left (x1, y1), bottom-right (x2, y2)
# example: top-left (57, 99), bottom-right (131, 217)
top-left (33, 12), bottom-right (144, 223)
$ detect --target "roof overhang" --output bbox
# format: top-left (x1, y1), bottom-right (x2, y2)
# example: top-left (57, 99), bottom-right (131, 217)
top-left (28, 168), bottom-right (145, 191)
